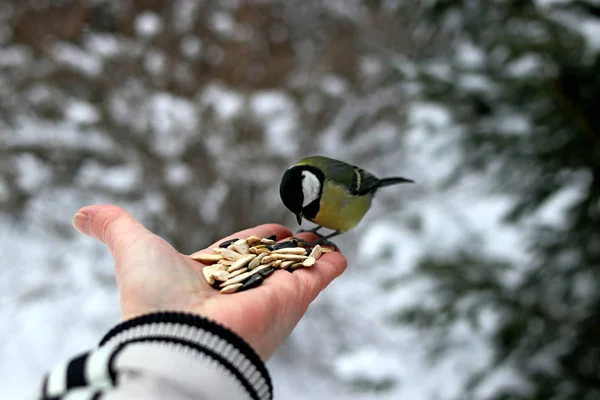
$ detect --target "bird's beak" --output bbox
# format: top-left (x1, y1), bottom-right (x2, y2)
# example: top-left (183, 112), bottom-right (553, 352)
top-left (296, 212), bottom-right (303, 225)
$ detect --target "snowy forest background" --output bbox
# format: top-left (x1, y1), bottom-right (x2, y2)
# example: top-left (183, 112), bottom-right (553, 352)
top-left (1, 0), bottom-right (600, 399)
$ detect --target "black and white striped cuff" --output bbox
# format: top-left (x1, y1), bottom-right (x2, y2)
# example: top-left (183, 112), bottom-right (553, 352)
top-left (41, 312), bottom-right (272, 400)
top-left (100, 312), bottom-right (272, 400)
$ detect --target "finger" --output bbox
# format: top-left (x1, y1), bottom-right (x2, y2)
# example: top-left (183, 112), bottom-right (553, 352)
top-left (190, 224), bottom-right (293, 257)
top-left (72, 204), bottom-right (153, 258)
top-left (293, 251), bottom-right (347, 303)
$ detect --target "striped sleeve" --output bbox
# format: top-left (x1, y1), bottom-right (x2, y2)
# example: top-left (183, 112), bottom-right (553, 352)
top-left (37, 312), bottom-right (272, 400)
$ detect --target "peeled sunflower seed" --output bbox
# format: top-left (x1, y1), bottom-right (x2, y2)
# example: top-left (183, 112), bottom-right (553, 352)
top-left (272, 254), bottom-right (308, 261)
top-left (308, 245), bottom-right (323, 260)
top-left (249, 246), bottom-right (272, 255)
top-left (272, 259), bottom-right (283, 268)
top-left (302, 257), bottom-right (316, 267)
top-left (260, 238), bottom-right (276, 245)
top-left (228, 267), bottom-right (248, 279)
top-left (220, 248), bottom-right (244, 261)
top-left (280, 260), bottom-right (295, 269)
top-left (248, 253), bottom-right (268, 269)
top-left (245, 236), bottom-right (262, 245)
top-left (202, 265), bottom-right (216, 285)
top-left (191, 253), bottom-right (223, 264)
top-left (212, 270), bottom-right (230, 282)
top-left (220, 283), bottom-right (243, 294)
top-left (218, 259), bottom-right (234, 266)
top-left (219, 270), bottom-right (254, 287)
top-left (272, 247), bottom-right (307, 255)
top-left (232, 239), bottom-right (250, 254)
top-left (228, 254), bottom-right (256, 272)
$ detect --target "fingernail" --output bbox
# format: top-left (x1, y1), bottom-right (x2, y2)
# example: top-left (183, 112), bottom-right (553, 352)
top-left (72, 212), bottom-right (90, 235)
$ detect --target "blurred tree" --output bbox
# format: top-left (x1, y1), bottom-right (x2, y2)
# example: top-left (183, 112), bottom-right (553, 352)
top-left (382, 0), bottom-right (600, 399)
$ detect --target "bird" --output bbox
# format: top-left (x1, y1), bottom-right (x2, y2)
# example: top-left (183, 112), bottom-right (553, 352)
top-left (279, 155), bottom-right (414, 246)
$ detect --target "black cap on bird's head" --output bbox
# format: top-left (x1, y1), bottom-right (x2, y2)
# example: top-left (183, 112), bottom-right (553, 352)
top-left (279, 165), bottom-right (325, 225)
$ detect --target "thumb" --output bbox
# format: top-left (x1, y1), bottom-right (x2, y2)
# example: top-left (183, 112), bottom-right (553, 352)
top-left (72, 204), bottom-right (153, 259)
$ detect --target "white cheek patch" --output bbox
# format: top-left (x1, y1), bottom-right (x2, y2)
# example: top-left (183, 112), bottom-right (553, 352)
top-left (301, 170), bottom-right (321, 208)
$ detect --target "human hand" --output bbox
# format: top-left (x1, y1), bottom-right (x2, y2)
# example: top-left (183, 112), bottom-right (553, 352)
top-left (72, 204), bottom-right (347, 360)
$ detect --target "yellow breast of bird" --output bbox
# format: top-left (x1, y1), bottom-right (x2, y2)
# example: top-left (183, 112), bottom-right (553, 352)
top-left (308, 181), bottom-right (372, 232)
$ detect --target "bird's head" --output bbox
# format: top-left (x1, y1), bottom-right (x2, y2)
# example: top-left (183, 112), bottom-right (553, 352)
top-left (279, 164), bottom-right (325, 225)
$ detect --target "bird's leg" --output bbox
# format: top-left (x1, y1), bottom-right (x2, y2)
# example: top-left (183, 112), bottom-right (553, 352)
top-left (296, 225), bottom-right (323, 237)
top-left (293, 231), bottom-right (341, 252)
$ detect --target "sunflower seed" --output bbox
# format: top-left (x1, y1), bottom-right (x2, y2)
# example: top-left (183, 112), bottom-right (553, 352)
top-left (272, 259), bottom-right (282, 268)
top-left (280, 260), bottom-right (295, 269)
top-left (218, 259), bottom-right (234, 266)
top-left (249, 246), bottom-right (271, 255)
top-left (258, 266), bottom-right (276, 278)
top-left (219, 238), bottom-right (239, 248)
top-left (191, 253), bottom-right (223, 264)
top-left (272, 240), bottom-right (298, 250)
top-left (289, 262), bottom-right (305, 270)
top-left (202, 265), bottom-right (216, 285)
top-left (220, 283), bottom-right (243, 294)
top-left (228, 267), bottom-right (248, 279)
top-left (272, 254), bottom-right (308, 261)
top-left (308, 245), bottom-right (323, 260)
top-left (239, 274), bottom-right (264, 291)
top-left (212, 270), bottom-right (230, 281)
top-left (219, 270), bottom-right (254, 287)
top-left (262, 255), bottom-right (277, 264)
top-left (228, 254), bottom-right (256, 272)
top-left (260, 238), bottom-right (276, 245)
top-left (248, 252), bottom-right (267, 269)
top-left (245, 235), bottom-right (262, 245)
top-left (272, 247), bottom-right (307, 255)
top-left (303, 257), bottom-right (316, 267)
top-left (249, 264), bottom-right (271, 275)
top-left (232, 239), bottom-right (250, 254)
top-left (220, 248), bottom-right (244, 261)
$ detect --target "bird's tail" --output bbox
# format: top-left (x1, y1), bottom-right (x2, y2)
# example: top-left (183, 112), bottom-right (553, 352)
top-left (362, 176), bottom-right (414, 195)
top-left (376, 176), bottom-right (414, 188)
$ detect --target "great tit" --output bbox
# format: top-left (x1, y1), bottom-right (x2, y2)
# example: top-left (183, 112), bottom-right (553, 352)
top-left (279, 155), bottom-right (414, 242)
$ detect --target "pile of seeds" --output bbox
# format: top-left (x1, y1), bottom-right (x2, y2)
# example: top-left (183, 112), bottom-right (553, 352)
top-left (190, 235), bottom-right (329, 294)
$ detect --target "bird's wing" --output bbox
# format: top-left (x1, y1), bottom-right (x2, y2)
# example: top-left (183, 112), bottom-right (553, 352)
top-left (322, 158), bottom-right (380, 196)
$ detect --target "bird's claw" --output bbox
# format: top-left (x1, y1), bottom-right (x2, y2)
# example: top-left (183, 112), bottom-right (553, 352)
top-left (291, 236), bottom-right (339, 252)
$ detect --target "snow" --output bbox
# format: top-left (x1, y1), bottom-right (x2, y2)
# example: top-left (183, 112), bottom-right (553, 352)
top-left (144, 49), bottom-right (168, 75)
top-left (134, 11), bottom-right (164, 38)
top-left (84, 34), bottom-right (120, 58)
top-left (181, 35), bottom-right (203, 59)
top-left (333, 347), bottom-right (402, 384)
top-left (456, 41), bottom-right (485, 68)
top-left (200, 84), bottom-right (244, 120)
top-left (249, 91), bottom-right (299, 156)
top-left (210, 11), bottom-right (236, 37)
top-left (0, 46), bottom-right (30, 67)
top-left (165, 163), bottom-right (194, 186)
top-left (75, 162), bottom-right (141, 192)
top-left (320, 74), bottom-right (348, 96)
top-left (148, 93), bottom-right (199, 158)
top-left (13, 153), bottom-right (51, 193)
top-left (65, 100), bottom-right (100, 124)
top-left (51, 42), bottom-right (103, 77)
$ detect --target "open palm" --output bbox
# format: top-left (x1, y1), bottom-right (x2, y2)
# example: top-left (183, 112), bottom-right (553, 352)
top-left (73, 205), bottom-right (347, 360)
